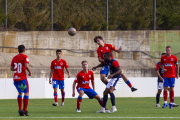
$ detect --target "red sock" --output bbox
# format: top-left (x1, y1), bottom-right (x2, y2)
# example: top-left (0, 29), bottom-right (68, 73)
top-left (99, 100), bottom-right (106, 109)
top-left (170, 91), bottom-right (174, 103)
top-left (23, 97), bottom-right (29, 112)
top-left (77, 98), bottom-right (82, 109)
top-left (62, 92), bottom-right (65, 102)
top-left (17, 97), bottom-right (22, 110)
top-left (54, 92), bottom-right (58, 103)
top-left (126, 81), bottom-right (132, 88)
top-left (163, 91), bottom-right (167, 102)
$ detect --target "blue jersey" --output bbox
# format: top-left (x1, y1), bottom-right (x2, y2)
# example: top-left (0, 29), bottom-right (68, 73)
top-left (155, 62), bottom-right (163, 82)
top-left (105, 59), bottom-right (121, 78)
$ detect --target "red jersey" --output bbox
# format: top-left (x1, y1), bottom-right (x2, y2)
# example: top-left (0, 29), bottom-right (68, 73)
top-left (160, 55), bottom-right (178, 78)
top-left (74, 70), bottom-right (94, 89)
top-left (97, 44), bottom-right (116, 60)
top-left (50, 59), bottom-right (69, 80)
top-left (11, 54), bottom-right (29, 81)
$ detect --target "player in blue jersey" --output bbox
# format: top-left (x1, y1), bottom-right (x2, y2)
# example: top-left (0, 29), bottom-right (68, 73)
top-left (93, 52), bottom-right (122, 113)
top-left (155, 53), bottom-right (179, 107)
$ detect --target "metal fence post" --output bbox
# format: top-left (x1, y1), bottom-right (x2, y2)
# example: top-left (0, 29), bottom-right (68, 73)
top-left (5, 0), bottom-right (7, 31)
top-left (51, 0), bottom-right (53, 31)
top-left (154, 0), bottom-right (156, 30)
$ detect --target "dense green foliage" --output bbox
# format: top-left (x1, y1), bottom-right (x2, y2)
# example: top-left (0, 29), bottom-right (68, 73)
top-left (0, 97), bottom-right (180, 119)
top-left (0, 0), bottom-right (180, 31)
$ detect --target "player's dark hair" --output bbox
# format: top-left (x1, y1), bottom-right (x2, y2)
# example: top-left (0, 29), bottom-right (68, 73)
top-left (56, 49), bottom-right (62, 54)
top-left (94, 36), bottom-right (103, 43)
top-left (166, 46), bottom-right (171, 49)
top-left (81, 60), bottom-right (88, 64)
top-left (104, 52), bottom-right (111, 57)
top-left (18, 45), bottom-right (25, 53)
top-left (161, 53), bottom-right (166, 56)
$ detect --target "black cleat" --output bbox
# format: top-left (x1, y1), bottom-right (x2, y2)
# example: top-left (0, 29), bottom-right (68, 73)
top-left (131, 87), bottom-right (137, 92)
top-left (52, 103), bottom-right (58, 106)
top-left (172, 103), bottom-right (179, 107)
top-left (23, 110), bottom-right (30, 116)
top-left (18, 109), bottom-right (24, 116)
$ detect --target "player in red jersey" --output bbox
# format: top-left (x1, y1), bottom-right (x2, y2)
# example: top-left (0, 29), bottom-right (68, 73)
top-left (72, 61), bottom-right (109, 113)
top-left (49, 49), bottom-right (70, 106)
top-left (10, 45), bottom-right (31, 116)
top-left (160, 46), bottom-right (179, 109)
top-left (94, 36), bottom-right (137, 92)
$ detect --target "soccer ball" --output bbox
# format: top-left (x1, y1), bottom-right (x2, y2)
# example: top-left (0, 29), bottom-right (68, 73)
top-left (68, 27), bottom-right (76, 36)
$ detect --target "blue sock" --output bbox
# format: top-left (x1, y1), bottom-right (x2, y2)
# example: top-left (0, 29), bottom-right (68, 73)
top-left (156, 93), bottom-right (160, 104)
top-left (102, 95), bottom-right (108, 108)
top-left (110, 93), bottom-right (115, 106)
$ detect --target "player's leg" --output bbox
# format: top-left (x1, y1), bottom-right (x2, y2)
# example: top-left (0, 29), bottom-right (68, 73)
top-left (59, 80), bottom-right (65, 106)
top-left (109, 86), bottom-right (117, 113)
top-left (100, 65), bottom-right (109, 85)
top-left (22, 79), bottom-right (30, 116)
top-left (52, 79), bottom-right (58, 106)
top-left (168, 88), bottom-right (179, 107)
top-left (156, 82), bottom-right (163, 107)
top-left (121, 73), bottom-right (137, 92)
top-left (162, 77), bottom-right (169, 108)
top-left (169, 78), bottom-right (175, 109)
top-left (100, 74), bottom-right (108, 85)
top-left (76, 89), bottom-right (84, 112)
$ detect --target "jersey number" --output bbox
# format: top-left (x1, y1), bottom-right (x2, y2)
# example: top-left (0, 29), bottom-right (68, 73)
top-left (14, 63), bottom-right (22, 73)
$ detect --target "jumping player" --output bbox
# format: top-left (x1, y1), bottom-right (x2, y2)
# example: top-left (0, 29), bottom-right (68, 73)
top-left (10, 45), bottom-right (31, 116)
top-left (93, 52), bottom-right (122, 113)
top-left (94, 36), bottom-right (137, 92)
top-left (72, 60), bottom-right (109, 113)
top-left (160, 46), bottom-right (179, 109)
top-left (49, 49), bottom-right (70, 106)
top-left (155, 53), bottom-right (179, 107)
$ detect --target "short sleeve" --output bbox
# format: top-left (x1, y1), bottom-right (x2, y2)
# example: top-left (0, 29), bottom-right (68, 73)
top-left (11, 59), bottom-right (14, 66)
top-left (50, 61), bottom-right (54, 69)
top-left (160, 56), bottom-right (164, 65)
top-left (74, 73), bottom-right (80, 83)
top-left (64, 60), bottom-right (69, 68)
top-left (155, 63), bottom-right (159, 70)
top-left (91, 72), bottom-right (94, 81)
top-left (97, 48), bottom-right (101, 58)
top-left (110, 45), bottom-right (116, 51)
top-left (25, 56), bottom-right (29, 63)
top-left (112, 61), bottom-right (120, 68)
top-left (174, 56), bottom-right (178, 64)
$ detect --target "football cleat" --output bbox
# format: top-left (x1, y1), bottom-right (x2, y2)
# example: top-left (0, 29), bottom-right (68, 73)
top-left (156, 104), bottom-right (161, 107)
top-left (169, 103), bottom-right (173, 109)
top-left (109, 107), bottom-right (117, 113)
top-left (105, 109), bottom-right (110, 113)
top-left (61, 102), bottom-right (64, 106)
top-left (172, 103), bottom-right (179, 107)
top-left (52, 103), bottom-right (58, 106)
top-left (95, 108), bottom-right (105, 113)
top-left (76, 108), bottom-right (81, 112)
top-left (18, 109), bottom-right (24, 116)
top-left (131, 87), bottom-right (137, 92)
top-left (162, 103), bottom-right (168, 108)
top-left (23, 110), bottom-right (30, 116)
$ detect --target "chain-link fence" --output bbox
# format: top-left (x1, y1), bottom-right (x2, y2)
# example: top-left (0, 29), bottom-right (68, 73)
top-left (0, 0), bottom-right (180, 31)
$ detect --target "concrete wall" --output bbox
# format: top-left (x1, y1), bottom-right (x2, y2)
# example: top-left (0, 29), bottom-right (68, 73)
top-left (1, 77), bottom-right (180, 99)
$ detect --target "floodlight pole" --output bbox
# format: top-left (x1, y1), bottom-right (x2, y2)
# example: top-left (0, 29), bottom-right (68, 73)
top-left (154, 0), bottom-right (156, 30)
top-left (107, 0), bottom-right (108, 31)
top-left (51, 0), bottom-right (53, 31)
top-left (5, 0), bottom-right (7, 31)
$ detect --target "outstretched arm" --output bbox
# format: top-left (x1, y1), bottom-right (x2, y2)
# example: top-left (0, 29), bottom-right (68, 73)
top-left (92, 63), bottom-right (104, 71)
top-left (113, 46), bottom-right (122, 53)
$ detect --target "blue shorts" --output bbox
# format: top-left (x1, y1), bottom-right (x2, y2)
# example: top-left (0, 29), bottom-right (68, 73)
top-left (163, 77), bottom-right (175, 87)
top-left (77, 87), bottom-right (98, 99)
top-left (14, 79), bottom-right (29, 93)
top-left (52, 79), bottom-right (64, 89)
top-left (100, 65), bottom-right (109, 77)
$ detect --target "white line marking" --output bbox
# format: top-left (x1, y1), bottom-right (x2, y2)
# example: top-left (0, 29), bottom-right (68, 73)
top-left (0, 117), bottom-right (180, 119)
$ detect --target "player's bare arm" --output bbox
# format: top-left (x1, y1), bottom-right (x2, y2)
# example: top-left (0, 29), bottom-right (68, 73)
top-left (113, 46), bottom-right (122, 53)
top-left (49, 69), bottom-right (54, 84)
top-left (107, 67), bottom-right (122, 79)
top-left (156, 70), bottom-right (163, 82)
top-left (25, 63), bottom-right (31, 76)
top-left (65, 68), bottom-right (71, 78)
top-left (91, 80), bottom-right (95, 90)
top-left (10, 66), bottom-right (15, 71)
top-left (176, 63), bottom-right (179, 79)
top-left (98, 57), bottom-right (105, 63)
top-left (92, 63), bottom-right (104, 71)
top-left (159, 65), bottom-right (167, 72)
top-left (72, 82), bottom-right (76, 97)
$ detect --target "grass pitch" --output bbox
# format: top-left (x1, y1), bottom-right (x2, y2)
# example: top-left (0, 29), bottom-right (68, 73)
top-left (0, 97), bottom-right (180, 120)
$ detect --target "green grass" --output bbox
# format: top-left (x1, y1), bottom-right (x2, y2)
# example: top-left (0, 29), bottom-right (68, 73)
top-left (0, 97), bottom-right (180, 120)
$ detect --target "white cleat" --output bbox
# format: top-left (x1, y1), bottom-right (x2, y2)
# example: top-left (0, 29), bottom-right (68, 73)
top-left (105, 109), bottom-right (110, 113)
top-left (76, 108), bottom-right (81, 112)
top-left (61, 102), bottom-right (64, 106)
top-left (156, 104), bottom-right (161, 107)
top-left (95, 108), bottom-right (105, 113)
top-left (109, 108), bottom-right (117, 113)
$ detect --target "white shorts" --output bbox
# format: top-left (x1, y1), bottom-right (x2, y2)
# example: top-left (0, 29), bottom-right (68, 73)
top-left (107, 78), bottom-right (122, 90)
top-left (157, 82), bottom-right (163, 90)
